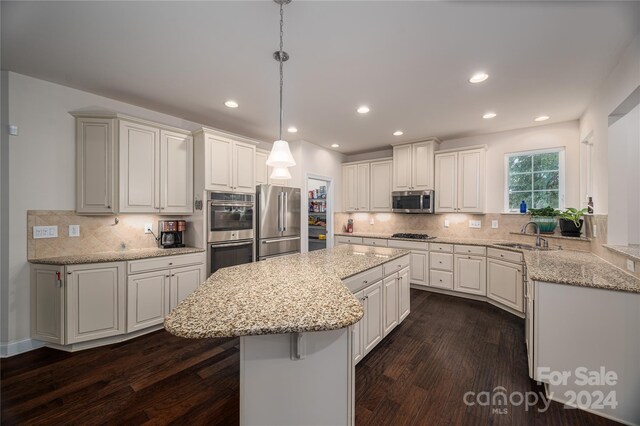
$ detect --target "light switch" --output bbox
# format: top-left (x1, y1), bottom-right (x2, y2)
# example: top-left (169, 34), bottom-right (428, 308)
top-left (592, 225), bottom-right (597, 238)
top-left (369, 217), bottom-right (375, 225)
top-left (627, 259), bottom-right (635, 273)
top-left (469, 220), bottom-right (481, 229)
top-left (9, 125), bottom-right (18, 136)
top-left (492, 220), bottom-right (499, 229)
top-left (444, 220), bottom-right (450, 228)
top-left (33, 226), bottom-right (58, 239)
top-left (69, 225), bottom-right (80, 237)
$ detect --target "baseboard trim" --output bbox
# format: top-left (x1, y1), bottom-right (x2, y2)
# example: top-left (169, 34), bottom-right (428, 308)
top-left (0, 338), bottom-right (45, 358)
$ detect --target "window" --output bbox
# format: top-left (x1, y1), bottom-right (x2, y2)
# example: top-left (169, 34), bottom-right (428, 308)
top-left (505, 148), bottom-right (564, 212)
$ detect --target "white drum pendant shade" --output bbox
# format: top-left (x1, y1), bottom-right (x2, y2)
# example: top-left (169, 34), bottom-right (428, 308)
top-left (270, 166), bottom-right (292, 180)
top-left (266, 139), bottom-right (296, 168)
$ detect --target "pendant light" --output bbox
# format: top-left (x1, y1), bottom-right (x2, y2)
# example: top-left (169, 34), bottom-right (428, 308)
top-left (266, 0), bottom-right (296, 174)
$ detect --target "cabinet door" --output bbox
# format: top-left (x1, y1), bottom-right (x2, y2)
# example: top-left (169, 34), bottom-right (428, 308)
top-left (119, 121), bottom-right (160, 213)
top-left (398, 266), bottom-right (410, 322)
top-left (487, 258), bottom-right (524, 313)
top-left (363, 281), bottom-right (383, 354)
top-left (255, 149), bottom-right (269, 186)
top-left (435, 152), bottom-right (457, 212)
top-left (383, 274), bottom-right (398, 336)
top-left (30, 264), bottom-right (65, 344)
top-left (411, 141), bottom-right (435, 190)
top-left (370, 160), bottom-right (392, 211)
top-left (525, 283), bottom-right (534, 377)
top-left (160, 130), bottom-right (193, 214)
top-left (66, 262), bottom-right (125, 344)
top-left (352, 290), bottom-right (365, 365)
top-left (170, 265), bottom-right (205, 310)
top-left (457, 149), bottom-right (484, 213)
top-left (205, 136), bottom-right (233, 191)
top-left (409, 250), bottom-right (428, 286)
top-left (76, 117), bottom-right (116, 214)
top-left (127, 270), bottom-right (170, 332)
top-left (454, 255), bottom-right (487, 296)
top-left (233, 141), bottom-right (256, 193)
top-left (392, 145), bottom-right (412, 191)
top-left (343, 164), bottom-right (358, 212)
top-left (357, 163), bottom-right (370, 211)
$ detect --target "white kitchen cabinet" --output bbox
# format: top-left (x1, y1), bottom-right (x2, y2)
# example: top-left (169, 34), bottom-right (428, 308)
top-left (398, 266), bottom-right (410, 322)
top-left (409, 251), bottom-right (429, 287)
top-left (369, 160), bottom-right (393, 211)
top-left (335, 235), bottom-right (363, 246)
top-left (160, 130), bottom-right (194, 214)
top-left (363, 280), bottom-right (383, 355)
top-left (66, 262), bottom-right (126, 344)
top-left (454, 254), bottom-right (486, 296)
top-left (75, 116), bottom-right (117, 214)
top-left (255, 149), bottom-right (269, 185)
top-left (352, 290), bottom-right (364, 365)
top-left (119, 120), bottom-right (160, 213)
top-left (31, 264), bottom-right (65, 344)
top-left (435, 147), bottom-right (485, 213)
top-left (487, 257), bottom-right (524, 313)
top-left (383, 274), bottom-right (399, 336)
top-left (342, 163), bottom-right (370, 211)
top-left (392, 139), bottom-right (440, 191)
top-left (357, 163), bottom-right (370, 211)
top-left (170, 265), bottom-right (205, 309)
top-left (199, 129), bottom-right (256, 194)
top-left (127, 270), bottom-right (170, 332)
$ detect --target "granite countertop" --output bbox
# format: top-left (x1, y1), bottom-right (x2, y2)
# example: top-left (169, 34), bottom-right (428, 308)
top-left (28, 247), bottom-right (206, 265)
top-left (164, 245), bottom-right (410, 339)
top-left (335, 232), bottom-right (640, 293)
top-left (604, 244), bottom-right (640, 262)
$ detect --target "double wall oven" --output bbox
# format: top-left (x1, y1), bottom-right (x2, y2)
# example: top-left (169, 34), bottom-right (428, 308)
top-left (208, 192), bottom-right (255, 274)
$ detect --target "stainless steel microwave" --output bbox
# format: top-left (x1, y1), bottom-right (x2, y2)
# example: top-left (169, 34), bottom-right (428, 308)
top-left (392, 190), bottom-right (435, 213)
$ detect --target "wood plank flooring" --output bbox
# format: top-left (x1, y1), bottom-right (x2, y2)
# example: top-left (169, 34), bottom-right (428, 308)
top-left (1, 290), bottom-right (619, 425)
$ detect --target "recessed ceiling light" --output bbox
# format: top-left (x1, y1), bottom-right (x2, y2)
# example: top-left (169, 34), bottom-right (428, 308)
top-left (469, 72), bottom-right (489, 84)
top-left (393, 130), bottom-right (404, 136)
top-left (224, 100), bottom-right (239, 108)
top-left (287, 126), bottom-right (298, 133)
top-left (357, 106), bottom-right (370, 114)
top-left (482, 112), bottom-right (497, 119)
top-left (331, 144), bottom-right (340, 148)
top-left (535, 115), bottom-right (550, 122)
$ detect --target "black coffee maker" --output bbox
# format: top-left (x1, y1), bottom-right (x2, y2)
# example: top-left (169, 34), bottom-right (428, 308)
top-left (158, 220), bottom-right (186, 248)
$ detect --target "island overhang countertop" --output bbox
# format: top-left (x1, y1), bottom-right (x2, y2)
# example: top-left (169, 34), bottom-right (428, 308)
top-left (164, 245), bottom-right (410, 339)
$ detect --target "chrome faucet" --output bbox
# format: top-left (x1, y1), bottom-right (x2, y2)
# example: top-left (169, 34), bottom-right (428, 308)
top-left (521, 221), bottom-right (548, 249)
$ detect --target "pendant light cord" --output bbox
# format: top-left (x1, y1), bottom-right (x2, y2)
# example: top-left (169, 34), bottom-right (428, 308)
top-left (279, 2), bottom-right (284, 141)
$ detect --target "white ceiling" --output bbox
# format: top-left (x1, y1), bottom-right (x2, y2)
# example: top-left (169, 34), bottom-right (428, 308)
top-left (2, 1), bottom-right (639, 154)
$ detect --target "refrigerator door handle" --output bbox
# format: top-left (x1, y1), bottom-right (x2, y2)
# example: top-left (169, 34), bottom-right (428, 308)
top-left (277, 192), bottom-right (284, 232)
top-left (283, 191), bottom-right (288, 232)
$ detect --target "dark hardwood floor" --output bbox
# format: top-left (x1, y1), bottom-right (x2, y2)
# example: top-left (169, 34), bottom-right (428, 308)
top-left (1, 290), bottom-right (619, 425)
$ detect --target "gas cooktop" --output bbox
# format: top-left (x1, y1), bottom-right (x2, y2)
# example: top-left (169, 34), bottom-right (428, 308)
top-left (391, 233), bottom-right (436, 240)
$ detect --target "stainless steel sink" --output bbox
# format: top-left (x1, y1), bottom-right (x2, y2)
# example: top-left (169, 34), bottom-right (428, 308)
top-left (494, 242), bottom-right (538, 250)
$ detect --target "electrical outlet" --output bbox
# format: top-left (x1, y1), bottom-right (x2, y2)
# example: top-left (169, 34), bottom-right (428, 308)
top-left (492, 220), bottom-right (499, 229)
top-left (369, 217), bottom-right (375, 225)
top-left (627, 259), bottom-right (636, 273)
top-left (9, 124), bottom-right (18, 136)
top-left (144, 223), bottom-right (153, 234)
top-left (444, 220), bottom-right (450, 228)
top-left (469, 220), bottom-right (481, 229)
top-left (69, 225), bottom-right (80, 237)
top-left (593, 225), bottom-right (597, 238)
top-left (33, 226), bottom-right (58, 239)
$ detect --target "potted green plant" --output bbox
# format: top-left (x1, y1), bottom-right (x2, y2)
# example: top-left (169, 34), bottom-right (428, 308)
top-left (558, 208), bottom-right (588, 237)
top-left (528, 206), bottom-right (560, 234)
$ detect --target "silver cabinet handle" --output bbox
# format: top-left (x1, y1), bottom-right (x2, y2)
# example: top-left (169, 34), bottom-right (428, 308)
top-left (262, 236), bottom-right (301, 244)
top-left (165, 275), bottom-right (170, 278)
top-left (168, 262), bottom-right (173, 265)
top-left (363, 280), bottom-right (368, 284)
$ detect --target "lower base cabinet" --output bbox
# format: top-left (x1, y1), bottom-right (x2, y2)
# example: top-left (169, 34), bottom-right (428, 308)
top-left (383, 275), bottom-right (399, 336)
top-left (454, 254), bottom-right (487, 296)
top-left (363, 280), bottom-right (383, 354)
top-left (398, 266), bottom-right (410, 322)
top-left (487, 257), bottom-right (524, 313)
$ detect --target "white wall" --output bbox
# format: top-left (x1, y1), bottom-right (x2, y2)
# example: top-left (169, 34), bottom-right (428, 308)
top-left (2, 72), bottom-right (261, 350)
top-left (579, 32), bottom-right (640, 215)
top-left (440, 121), bottom-right (581, 213)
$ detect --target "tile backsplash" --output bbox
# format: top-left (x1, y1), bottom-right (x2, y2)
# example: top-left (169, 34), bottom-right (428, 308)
top-left (27, 210), bottom-right (168, 260)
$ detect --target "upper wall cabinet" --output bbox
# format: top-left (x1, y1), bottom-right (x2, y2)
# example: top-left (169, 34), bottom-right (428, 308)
top-left (74, 113), bottom-right (194, 215)
top-left (343, 158), bottom-right (392, 212)
top-left (256, 148), bottom-right (290, 187)
top-left (369, 160), bottom-right (393, 211)
top-left (392, 139), bottom-right (440, 191)
top-left (194, 129), bottom-right (256, 194)
top-left (435, 146), bottom-right (486, 213)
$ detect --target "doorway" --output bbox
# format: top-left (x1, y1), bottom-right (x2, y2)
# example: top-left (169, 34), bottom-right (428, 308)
top-left (305, 174), bottom-right (333, 252)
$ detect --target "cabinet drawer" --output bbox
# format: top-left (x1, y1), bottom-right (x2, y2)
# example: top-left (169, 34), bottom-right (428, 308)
top-left (336, 235), bottom-right (363, 245)
top-left (383, 255), bottom-right (411, 277)
top-left (388, 239), bottom-right (429, 251)
top-left (487, 248), bottom-right (523, 264)
top-left (455, 245), bottom-right (486, 256)
top-left (430, 270), bottom-right (453, 290)
top-left (429, 243), bottom-right (453, 253)
top-left (343, 266), bottom-right (383, 293)
top-left (362, 238), bottom-right (388, 247)
top-left (430, 252), bottom-right (453, 271)
top-left (128, 253), bottom-right (205, 275)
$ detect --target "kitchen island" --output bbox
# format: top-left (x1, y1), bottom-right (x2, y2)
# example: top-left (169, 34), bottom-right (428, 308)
top-left (165, 244), bottom-right (410, 426)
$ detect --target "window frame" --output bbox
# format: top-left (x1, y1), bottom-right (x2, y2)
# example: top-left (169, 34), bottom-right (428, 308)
top-left (504, 147), bottom-right (566, 213)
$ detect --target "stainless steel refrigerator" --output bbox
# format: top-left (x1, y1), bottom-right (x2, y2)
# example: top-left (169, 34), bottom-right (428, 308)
top-left (256, 184), bottom-right (301, 260)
